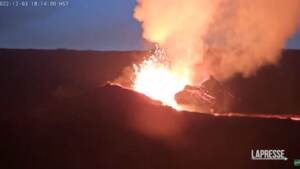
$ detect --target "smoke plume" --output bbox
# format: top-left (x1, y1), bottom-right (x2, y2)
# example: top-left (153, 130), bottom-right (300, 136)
top-left (134, 0), bottom-right (300, 81)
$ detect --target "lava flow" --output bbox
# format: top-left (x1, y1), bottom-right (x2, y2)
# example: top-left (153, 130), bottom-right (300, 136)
top-left (133, 46), bottom-right (191, 110)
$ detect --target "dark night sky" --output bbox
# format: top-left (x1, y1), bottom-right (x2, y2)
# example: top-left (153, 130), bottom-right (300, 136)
top-left (0, 0), bottom-right (299, 51)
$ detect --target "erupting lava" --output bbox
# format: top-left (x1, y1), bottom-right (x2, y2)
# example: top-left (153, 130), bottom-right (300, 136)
top-left (133, 46), bottom-right (191, 110)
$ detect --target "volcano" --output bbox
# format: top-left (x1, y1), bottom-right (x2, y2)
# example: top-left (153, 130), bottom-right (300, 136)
top-left (2, 82), bottom-right (300, 169)
top-left (1, 49), bottom-right (300, 169)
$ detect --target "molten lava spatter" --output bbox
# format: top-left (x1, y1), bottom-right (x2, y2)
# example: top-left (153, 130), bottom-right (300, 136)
top-left (133, 46), bottom-right (191, 110)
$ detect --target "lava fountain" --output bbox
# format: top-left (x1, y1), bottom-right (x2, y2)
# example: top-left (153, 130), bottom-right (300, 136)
top-left (133, 46), bottom-right (191, 110)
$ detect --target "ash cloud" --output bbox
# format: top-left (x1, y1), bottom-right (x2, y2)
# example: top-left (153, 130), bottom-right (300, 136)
top-left (134, 0), bottom-right (300, 81)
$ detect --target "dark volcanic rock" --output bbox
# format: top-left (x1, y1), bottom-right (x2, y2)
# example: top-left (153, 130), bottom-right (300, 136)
top-left (175, 77), bottom-right (235, 113)
top-left (2, 83), bottom-right (300, 169)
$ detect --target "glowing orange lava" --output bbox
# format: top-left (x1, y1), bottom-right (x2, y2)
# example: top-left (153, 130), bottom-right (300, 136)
top-left (133, 47), bottom-right (190, 110)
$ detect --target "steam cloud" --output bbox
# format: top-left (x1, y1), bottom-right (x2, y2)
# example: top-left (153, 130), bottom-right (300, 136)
top-left (134, 0), bottom-right (300, 81)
